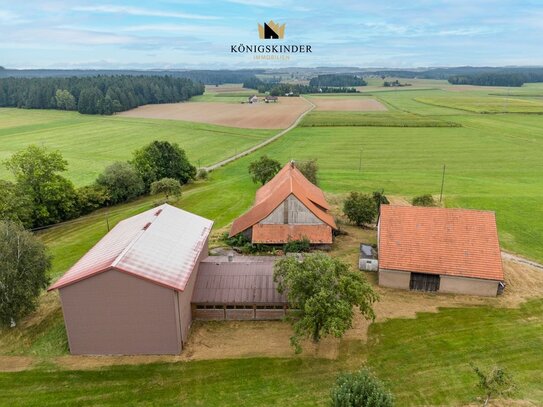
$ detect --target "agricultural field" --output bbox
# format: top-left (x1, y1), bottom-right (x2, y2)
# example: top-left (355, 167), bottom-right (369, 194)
top-left (300, 111), bottom-right (459, 127)
top-left (415, 95), bottom-right (543, 113)
top-left (0, 108), bottom-right (276, 185)
top-left (308, 96), bottom-right (387, 111)
top-left (1, 83), bottom-right (543, 406)
top-left (117, 97), bottom-right (311, 129)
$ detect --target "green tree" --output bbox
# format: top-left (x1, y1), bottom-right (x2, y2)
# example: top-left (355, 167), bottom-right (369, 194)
top-left (132, 141), bottom-right (196, 189)
top-left (373, 189), bottom-right (390, 224)
top-left (471, 364), bottom-right (516, 407)
top-left (343, 192), bottom-right (378, 227)
top-left (77, 87), bottom-right (104, 114)
top-left (331, 369), bottom-right (394, 407)
top-left (412, 194), bottom-right (435, 207)
top-left (96, 162), bottom-right (144, 204)
top-left (76, 184), bottom-right (110, 215)
top-left (4, 145), bottom-right (79, 227)
top-left (0, 180), bottom-right (33, 227)
top-left (248, 155), bottom-right (282, 185)
top-left (0, 221), bottom-right (51, 326)
top-left (296, 159), bottom-right (319, 185)
top-left (54, 89), bottom-right (76, 110)
top-left (150, 178), bottom-right (182, 201)
top-left (274, 253), bottom-right (378, 353)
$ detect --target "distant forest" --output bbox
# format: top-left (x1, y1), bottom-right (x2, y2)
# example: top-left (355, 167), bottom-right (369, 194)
top-left (368, 66), bottom-right (543, 87)
top-left (0, 75), bottom-right (205, 115)
top-left (243, 76), bottom-right (358, 95)
top-left (0, 68), bottom-right (264, 85)
top-left (309, 74), bottom-right (367, 87)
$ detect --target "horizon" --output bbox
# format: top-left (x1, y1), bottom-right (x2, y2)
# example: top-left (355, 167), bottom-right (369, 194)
top-left (2, 1), bottom-right (542, 69)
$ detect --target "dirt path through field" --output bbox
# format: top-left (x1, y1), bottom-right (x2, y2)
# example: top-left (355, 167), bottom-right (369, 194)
top-left (204, 97), bottom-right (315, 171)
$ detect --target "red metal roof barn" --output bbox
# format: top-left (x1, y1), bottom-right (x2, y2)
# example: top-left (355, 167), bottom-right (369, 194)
top-left (378, 205), bottom-right (504, 296)
top-left (230, 162), bottom-right (337, 244)
top-left (49, 204), bottom-right (213, 355)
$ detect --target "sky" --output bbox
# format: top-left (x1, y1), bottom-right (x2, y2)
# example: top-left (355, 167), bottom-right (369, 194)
top-left (1, 0), bottom-right (543, 69)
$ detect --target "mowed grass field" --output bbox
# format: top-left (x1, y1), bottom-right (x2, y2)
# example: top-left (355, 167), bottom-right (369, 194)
top-left (0, 108), bottom-right (275, 185)
top-left (416, 95), bottom-right (543, 113)
top-left (2, 84), bottom-right (543, 405)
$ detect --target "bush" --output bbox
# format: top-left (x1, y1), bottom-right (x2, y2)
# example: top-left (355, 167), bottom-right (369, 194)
top-left (295, 159), bottom-right (319, 185)
top-left (150, 178), bottom-right (182, 201)
top-left (77, 184), bottom-right (110, 215)
top-left (330, 369), bottom-right (394, 407)
top-left (196, 168), bottom-right (209, 180)
top-left (284, 237), bottom-right (311, 253)
top-left (0, 221), bottom-right (51, 327)
top-left (343, 192), bottom-right (377, 227)
top-left (412, 194), bottom-right (436, 207)
top-left (96, 162), bottom-right (145, 204)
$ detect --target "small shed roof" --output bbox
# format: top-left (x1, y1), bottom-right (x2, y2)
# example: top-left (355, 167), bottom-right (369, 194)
top-left (360, 244), bottom-right (376, 259)
top-left (49, 204), bottom-right (213, 292)
top-left (192, 256), bottom-right (287, 305)
top-left (378, 205), bottom-right (503, 281)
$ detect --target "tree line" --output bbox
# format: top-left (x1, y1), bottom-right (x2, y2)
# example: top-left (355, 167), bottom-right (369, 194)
top-left (0, 141), bottom-right (198, 229)
top-left (308, 74), bottom-right (366, 87)
top-left (243, 76), bottom-right (358, 95)
top-left (0, 75), bottom-right (204, 115)
top-left (448, 71), bottom-right (543, 87)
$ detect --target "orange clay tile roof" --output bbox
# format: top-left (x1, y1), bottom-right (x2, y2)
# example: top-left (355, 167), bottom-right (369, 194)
top-left (378, 205), bottom-right (504, 281)
top-left (252, 224), bottom-right (333, 244)
top-left (229, 162), bottom-right (336, 239)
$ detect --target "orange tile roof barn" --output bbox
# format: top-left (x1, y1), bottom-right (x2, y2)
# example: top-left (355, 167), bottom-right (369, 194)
top-left (378, 205), bottom-right (504, 297)
top-left (230, 162), bottom-right (336, 244)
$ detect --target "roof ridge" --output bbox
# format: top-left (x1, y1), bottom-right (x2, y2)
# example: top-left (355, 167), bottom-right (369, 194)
top-left (111, 207), bottom-right (163, 268)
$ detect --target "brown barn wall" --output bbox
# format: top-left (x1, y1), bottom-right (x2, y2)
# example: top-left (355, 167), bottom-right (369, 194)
top-left (225, 309), bottom-right (255, 320)
top-left (59, 270), bottom-right (181, 355)
top-left (177, 239), bottom-right (209, 344)
top-left (440, 275), bottom-right (499, 297)
top-left (378, 269), bottom-right (411, 289)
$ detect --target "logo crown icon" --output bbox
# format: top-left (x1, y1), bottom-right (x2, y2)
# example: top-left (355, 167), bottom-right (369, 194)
top-left (258, 20), bottom-right (285, 39)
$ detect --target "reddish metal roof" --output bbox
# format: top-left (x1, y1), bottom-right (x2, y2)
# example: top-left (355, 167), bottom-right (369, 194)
top-left (49, 204), bottom-right (213, 291)
top-left (229, 162), bottom-right (336, 238)
top-left (192, 256), bottom-right (287, 304)
top-left (252, 224), bottom-right (333, 244)
top-left (378, 205), bottom-right (504, 281)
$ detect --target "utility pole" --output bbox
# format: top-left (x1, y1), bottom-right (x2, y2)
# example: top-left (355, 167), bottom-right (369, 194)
top-left (439, 164), bottom-right (446, 203)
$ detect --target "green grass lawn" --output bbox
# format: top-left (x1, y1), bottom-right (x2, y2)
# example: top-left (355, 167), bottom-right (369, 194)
top-left (2, 300), bottom-right (542, 406)
top-left (368, 299), bottom-right (543, 405)
top-left (0, 108), bottom-right (275, 185)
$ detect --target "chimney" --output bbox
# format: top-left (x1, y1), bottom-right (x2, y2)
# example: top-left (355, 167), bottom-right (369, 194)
top-left (228, 252), bottom-right (234, 262)
top-left (290, 160), bottom-right (295, 168)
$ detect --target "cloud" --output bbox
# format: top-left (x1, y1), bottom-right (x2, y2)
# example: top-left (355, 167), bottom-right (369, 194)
top-left (71, 5), bottom-right (220, 20)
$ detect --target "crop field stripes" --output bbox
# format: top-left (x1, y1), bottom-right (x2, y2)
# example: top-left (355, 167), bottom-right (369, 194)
top-left (300, 111), bottom-right (461, 127)
top-left (415, 96), bottom-right (543, 114)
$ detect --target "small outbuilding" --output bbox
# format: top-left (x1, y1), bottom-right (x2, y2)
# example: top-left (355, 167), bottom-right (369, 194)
top-left (359, 244), bottom-right (378, 271)
top-left (265, 95), bottom-right (278, 103)
top-left (49, 204), bottom-right (213, 355)
top-left (378, 205), bottom-right (504, 297)
top-left (248, 95), bottom-right (258, 104)
top-left (192, 256), bottom-right (288, 320)
top-left (229, 162), bottom-right (337, 245)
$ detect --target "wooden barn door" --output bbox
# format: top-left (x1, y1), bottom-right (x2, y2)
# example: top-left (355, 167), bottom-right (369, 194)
top-left (409, 272), bottom-right (440, 292)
